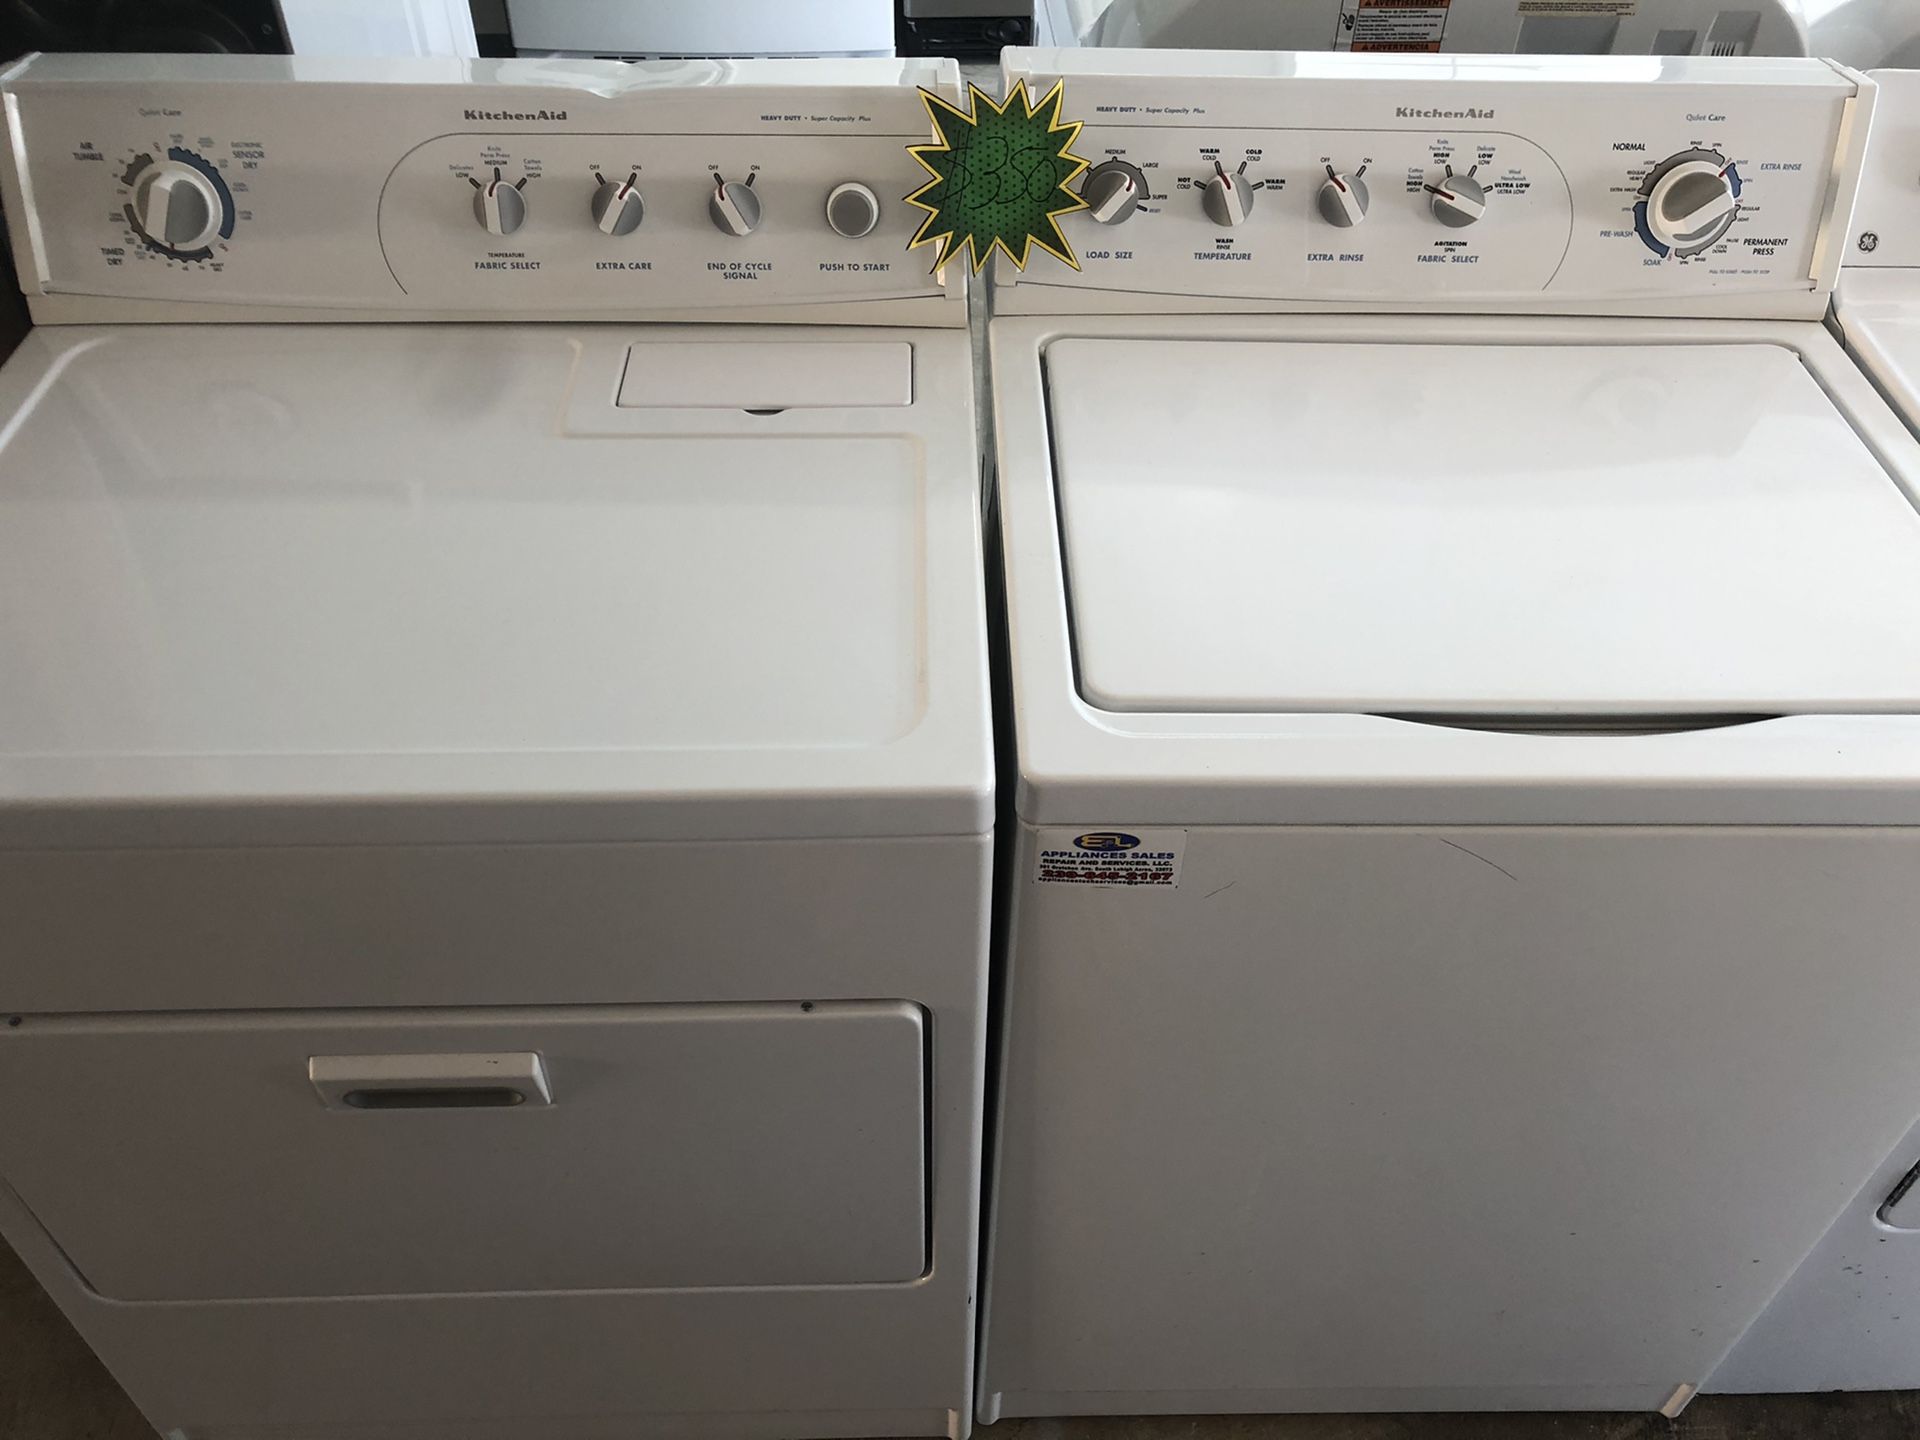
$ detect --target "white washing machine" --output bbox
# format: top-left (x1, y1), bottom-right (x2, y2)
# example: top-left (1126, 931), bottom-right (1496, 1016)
top-left (1705, 64), bottom-right (1920, 1396)
top-left (0, 54), bottom-right (993, 1440)
top-left (978, 46), bottom-right (1920, 1421)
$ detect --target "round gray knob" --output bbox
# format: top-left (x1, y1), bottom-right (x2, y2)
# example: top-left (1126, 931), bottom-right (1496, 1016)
top-left (826, 181), bottom-right (881, 238)
top-left (1081, 160), bottom-right (1146, 226)
top-left (1645, 159), bottom-right (1737, 252)
top-left (709, 175), bottom-right (762, 237)
top-left (1201, 162), bottom-right (1259, 228)
top-left (591, 174), bottom-right (645, 236)
top-left (473, 174), bottom-right (527, 236)
top-left (1428, 171), bottom-right (1487, 228)
top-left (133, 163), bottom-right (219, 250)
top-left (1317, 168), bottom-right (1370, 228)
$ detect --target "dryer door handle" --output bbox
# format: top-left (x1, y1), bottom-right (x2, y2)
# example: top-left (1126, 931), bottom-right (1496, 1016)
top-left (308, 1052), bottom-right (552, 1111)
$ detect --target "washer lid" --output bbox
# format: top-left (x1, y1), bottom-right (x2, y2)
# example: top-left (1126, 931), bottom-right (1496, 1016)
top-left (1048, 338), bottom-right (1920, 718)
top-left (0, 327), bottom-right (990, 845)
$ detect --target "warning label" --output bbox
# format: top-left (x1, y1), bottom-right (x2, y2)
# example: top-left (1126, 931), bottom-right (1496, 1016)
top-left (1334, 0), bottom-right (1451, 52)
top-left (1034, 828), bottom-right (1186, 888)
top-left (1516, 0), bottom-right (1636, 12)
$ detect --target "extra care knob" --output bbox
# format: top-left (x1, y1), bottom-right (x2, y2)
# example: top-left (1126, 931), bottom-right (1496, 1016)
top-left (1426, 165), bottom-right (1487, 228)
top-left (1201, 160), bottom-right (1261, 228)
top-left (591, 172), bottom-right (645, 236)
top-left (1317, 165), bottom-right (1370, 228)
top-left (1082, 159), bottom-right (1147, 225)
top-left (472, 168), bottom-right (528, 236)
top-left (710, 174), bottom-right (762, 237)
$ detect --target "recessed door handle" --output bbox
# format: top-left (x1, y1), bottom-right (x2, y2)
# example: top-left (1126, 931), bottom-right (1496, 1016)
top-left (308, 1052), bottom-right (552, 1111)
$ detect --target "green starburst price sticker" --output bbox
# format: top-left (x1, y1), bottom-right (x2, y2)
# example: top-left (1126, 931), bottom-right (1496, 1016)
top-left (907, 79), bottom-right (1090, 275)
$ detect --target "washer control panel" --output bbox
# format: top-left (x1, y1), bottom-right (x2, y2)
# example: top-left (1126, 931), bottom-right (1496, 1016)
top-left (0, 54), bottom-right (960, 317)
top-left (1000, 49), bottom-right (1869, 314)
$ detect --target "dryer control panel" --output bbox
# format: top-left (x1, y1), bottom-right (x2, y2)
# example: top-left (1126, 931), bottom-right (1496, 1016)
top-left (0, 53), bottom-right (963, 323)
top-left (998, 49), bottom-right (1870, 318)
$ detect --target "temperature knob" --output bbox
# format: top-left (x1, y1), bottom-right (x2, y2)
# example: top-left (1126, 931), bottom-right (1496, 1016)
top-left (1081, 159), bottom-right (1147, 225)
top-left (471, 168), bottom-right (528, 236)
top-left (1317, 165), bottom-right (1370, 228)
top-left (591, 172), bottom-right (645, 236)
top-left (709, 174), bottom-right (762, 237)
top-left (1200, 160), bottom-right (1262, 228)
top-left (1426, 165), bottom-right (1487, 228)
top-left (825, 181), bottom-right (881, 238)
top-left (122, 150), bottom-right (230, 256)
top-left (1638, 150), bottom-right (1741, 257)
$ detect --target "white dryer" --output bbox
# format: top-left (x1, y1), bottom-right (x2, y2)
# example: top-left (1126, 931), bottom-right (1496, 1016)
top-left (979, 47), bottom-right (1920, 1420)
top-left (0, 55), bottom-right (992, 1440)
top-left (1706, 64), bottom-right (1920, 1397)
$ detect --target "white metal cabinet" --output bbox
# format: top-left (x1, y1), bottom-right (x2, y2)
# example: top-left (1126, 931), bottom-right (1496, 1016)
top-left (0, 1003), bottom-right (928, 1300)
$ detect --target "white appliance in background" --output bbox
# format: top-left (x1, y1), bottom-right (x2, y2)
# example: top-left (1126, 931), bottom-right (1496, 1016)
top-left (1705, 66), bottom-right (1920, 1395)
top-left (1805, 0), bottom-right (1920, 70)
top-left (979, 46), bottom-right (1920, 1421)
top-left (506, 0), bottom-right (895, 57)
top-left (278, 0), bottom-right (478, 56)
top-left (1075, 0), bottom-right (1808, 55)
top-left (0, 53), bottom-right (992, 1440)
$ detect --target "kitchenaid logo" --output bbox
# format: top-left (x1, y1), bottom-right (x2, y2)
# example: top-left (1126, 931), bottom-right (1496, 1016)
top-left (463, 107), bottom-right (569, 121)
top-left (1394, 105), bottom-right (1494, 120)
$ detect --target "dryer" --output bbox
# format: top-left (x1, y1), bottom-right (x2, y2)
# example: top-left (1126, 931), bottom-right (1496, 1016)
top-left (0, 53), bottom-right (992, 1440)
top-left (978, 47), bottom-right (1920, 1420)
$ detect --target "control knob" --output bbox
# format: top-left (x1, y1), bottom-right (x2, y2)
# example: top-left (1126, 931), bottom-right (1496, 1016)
top-left (1200, 160), bottom-right (1262, 228)
top-left (1426, 165), bottom-right (1487, 228)
top-left (126, 153), bottom-right (226, 254)
top-left (709, 174), bottom-right (762, 237)
top-left (472, 168), bottom-right (528, 236)
top-left (1081, 159), bottom-right (1147, 225)
top-left (1316, 164), bottom-right (1370, 228)
top-left (591, 172), bottom-right (645, 236)
top-left (1639, 151), bottom-right (1740, 256)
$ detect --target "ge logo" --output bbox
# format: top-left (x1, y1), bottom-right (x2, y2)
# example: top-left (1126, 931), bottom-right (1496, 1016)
top-left (1860, 232), bottom-right (1880, 253)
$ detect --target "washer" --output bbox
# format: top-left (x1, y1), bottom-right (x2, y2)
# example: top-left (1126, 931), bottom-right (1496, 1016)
top-left (979, 47), bottom-right (1920, 1420)
top-left (1706, 64), bottom-right (1920, 1397)
top-left (0, 54), bottom-right (992, 1440)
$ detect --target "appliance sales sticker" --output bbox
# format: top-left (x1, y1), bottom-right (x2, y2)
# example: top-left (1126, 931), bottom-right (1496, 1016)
top-left (1034, 829), bottom-right (1187, 888)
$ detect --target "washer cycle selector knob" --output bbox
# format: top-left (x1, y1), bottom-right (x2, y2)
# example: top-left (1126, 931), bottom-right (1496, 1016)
top-left (826, 181), bottom-right (881, 238)
top-left (1639, 151), bottom-right (1740, 256)
top-left (1317, 165), bottom-right (1370, 228)
top-left (1426, 165), bottom-right (1487, 228)
top-left (591, 172), bottom-right (645, 236)
top-left (709, 174), bottom-right (762, 237)
top-left (472, 168), bottom-right (528, 236)
top-left (1200, 160), bottom-right (1261, 228)
top-left (1081, 160), bottom-right (1147, 225)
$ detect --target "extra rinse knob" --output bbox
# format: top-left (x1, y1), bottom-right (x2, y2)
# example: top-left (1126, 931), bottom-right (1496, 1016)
top-left (1081, 159), bottom-right (1147, 225)
top-left (591, 172), bottom-right (645, 236)
top-left (1317, 165), bottom-right (1370, 228)
top-left (1200, 160), bottom-right (1262, 228)
top-left (471, 168), bottom-right (528, 236)
top-left (709, 174), bottom-right (762, 237)
top-left (1641, 152), bottom-right (1740, 255)
top-left (1426, 164), bottom-right (1487, 228)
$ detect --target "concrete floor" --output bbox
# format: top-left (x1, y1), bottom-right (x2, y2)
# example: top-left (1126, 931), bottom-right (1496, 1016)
top-left (6, 1236), bottom-right (1920, 1440)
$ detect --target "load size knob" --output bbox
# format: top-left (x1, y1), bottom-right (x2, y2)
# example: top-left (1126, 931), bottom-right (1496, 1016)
top-left (1426, 165), bottom-right (1486, 228)
top-left (1081, 159), bottom-right (1147, 225)
top-left (1200, 159), bottom-right (1262, 228)
top-left (1317, 164), bottom-right (1370, 228)
top-left (709, 174), bottom-right (762, 237)
top-left (591, 172), bottom-right (645, 236)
